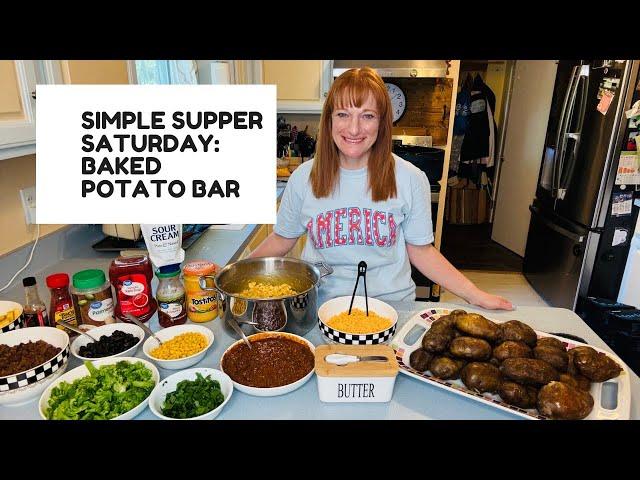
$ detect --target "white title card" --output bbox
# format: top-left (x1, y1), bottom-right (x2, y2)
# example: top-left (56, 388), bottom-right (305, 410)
top-left (36, 85), bottom-right (277, 224)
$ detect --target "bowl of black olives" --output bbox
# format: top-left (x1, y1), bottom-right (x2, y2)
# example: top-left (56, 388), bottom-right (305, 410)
top-left (70, 323), bottom-right (145, 361)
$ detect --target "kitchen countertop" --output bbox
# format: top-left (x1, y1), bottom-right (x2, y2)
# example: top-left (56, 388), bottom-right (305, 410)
top-left (2, 301), bottom-right (638, 420)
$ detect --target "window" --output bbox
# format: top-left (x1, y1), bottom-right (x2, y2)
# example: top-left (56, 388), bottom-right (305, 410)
top-left (133, 60), bottom-right (198, 85)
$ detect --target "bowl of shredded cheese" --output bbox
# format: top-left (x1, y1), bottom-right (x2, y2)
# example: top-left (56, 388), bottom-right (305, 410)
top-left (142, 324), bottom-right (214, 370)
top-left (317, 296), bottom-right (398, 345)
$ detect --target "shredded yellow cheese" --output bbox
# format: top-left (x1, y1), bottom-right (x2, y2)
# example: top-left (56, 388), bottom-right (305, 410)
top-left (325, 308), bottom-right (392, 334)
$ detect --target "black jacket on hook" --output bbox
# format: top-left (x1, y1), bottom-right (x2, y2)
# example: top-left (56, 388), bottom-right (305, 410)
top-left (460, 74), bottom-right (497, 164)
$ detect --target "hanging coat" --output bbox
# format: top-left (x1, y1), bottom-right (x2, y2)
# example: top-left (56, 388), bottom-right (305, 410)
top-left (460, 74), bottom-right (497, 165)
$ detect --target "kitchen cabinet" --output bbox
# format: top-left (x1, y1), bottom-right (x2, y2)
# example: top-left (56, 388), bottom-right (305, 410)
top-left (0, 61), bottom-right (37, 160)
top-left (257, 60), bottom-right (332, 114)
top-left (0, 60), bottom-right (130, 161)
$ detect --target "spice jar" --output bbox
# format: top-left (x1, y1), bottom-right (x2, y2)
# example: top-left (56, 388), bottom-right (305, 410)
top-left (156, 264), bottom-right (187, 328)
top-left (183, 260), bottom-right (219, 323)
top-left (71, 269), bottom-right (115, 327)
top-left (109, 254), bottom-right (157, 323)
top-left (46, 273), bottom-right (78, 336)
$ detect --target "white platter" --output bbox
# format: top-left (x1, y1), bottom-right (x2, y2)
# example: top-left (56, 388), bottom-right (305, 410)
top-left (391, 308), bottom-right (632, 420)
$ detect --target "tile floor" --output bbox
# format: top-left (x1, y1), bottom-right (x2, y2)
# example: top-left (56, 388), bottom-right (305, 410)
top-left (440, 270), bottom-right (549, 307)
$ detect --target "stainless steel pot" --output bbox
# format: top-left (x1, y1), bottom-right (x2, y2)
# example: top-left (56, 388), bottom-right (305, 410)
top-left (199, 257), bottom-right (333, 338)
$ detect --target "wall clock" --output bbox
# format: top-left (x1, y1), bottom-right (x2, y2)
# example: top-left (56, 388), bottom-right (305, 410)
top-left (385, 83), bottom-right (406, 123)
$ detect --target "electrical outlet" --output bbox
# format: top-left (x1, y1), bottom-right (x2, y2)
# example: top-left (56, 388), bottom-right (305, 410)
top-left (19, 186), bottom-right (37, 225)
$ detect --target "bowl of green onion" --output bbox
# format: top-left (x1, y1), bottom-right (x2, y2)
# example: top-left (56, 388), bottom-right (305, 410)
top-left (148, 368), bottom-right (233, 420)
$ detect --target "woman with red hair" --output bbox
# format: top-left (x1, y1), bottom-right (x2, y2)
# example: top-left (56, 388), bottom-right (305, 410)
top-left (251, 67), bottom-right (512, 310)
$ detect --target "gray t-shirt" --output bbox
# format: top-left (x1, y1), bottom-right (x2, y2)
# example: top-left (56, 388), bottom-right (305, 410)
top-left (274, 154), bottom-right (434, 305)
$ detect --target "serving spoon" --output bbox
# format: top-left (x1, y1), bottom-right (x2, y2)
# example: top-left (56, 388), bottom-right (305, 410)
top-left (125, 313), bottom-right (163, 346)
top-left (57, 320), bottom-right (99, 342)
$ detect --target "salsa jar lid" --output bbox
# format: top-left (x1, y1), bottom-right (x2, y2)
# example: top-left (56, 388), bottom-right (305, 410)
top-left (72, 269), bottom-right (107, 290)
top-left (183, 260), bottom-right (219, 276)
top-left (46, 273), bottom-right (70, 289)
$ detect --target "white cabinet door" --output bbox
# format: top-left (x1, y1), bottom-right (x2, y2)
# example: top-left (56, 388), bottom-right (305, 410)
top-left (259, 60), bottom-right (332, 113)
top-left (0, 60), bottom-right (37, 160)
top-left (491, 61), bottom-right (558, 256)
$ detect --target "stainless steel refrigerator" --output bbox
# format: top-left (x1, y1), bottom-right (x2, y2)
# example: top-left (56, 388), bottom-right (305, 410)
top-left (524, 60), bottom-right (640, 309)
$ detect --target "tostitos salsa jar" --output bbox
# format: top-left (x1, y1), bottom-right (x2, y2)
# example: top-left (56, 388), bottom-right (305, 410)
top-left (183, 260), bottom-right (219, 323)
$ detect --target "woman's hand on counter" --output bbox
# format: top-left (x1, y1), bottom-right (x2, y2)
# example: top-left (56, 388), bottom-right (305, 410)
top-left (466, 288), bottom-right (514, 311)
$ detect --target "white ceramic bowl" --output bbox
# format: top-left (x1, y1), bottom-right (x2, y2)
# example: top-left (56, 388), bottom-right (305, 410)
top-left (317, 296), bottom-right (398, 345)
top-left (142, 324), bottom-right (214, 370)
top-left (0, 327), bottom-right (70, 407)
top-left (220, 331), bottom-right (315, 397)
top-left (148, 368), bottom-right (233, 420)
top-left (70, 322), bottom-right (145, 361)
top-left (0, 300), bottom-right (25, 333)
top-left (39, 356), bottom-right (159, 420)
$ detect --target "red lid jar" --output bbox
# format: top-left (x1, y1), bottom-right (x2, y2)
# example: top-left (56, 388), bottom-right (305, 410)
top-left (109, 255), bottom-right (157, 323)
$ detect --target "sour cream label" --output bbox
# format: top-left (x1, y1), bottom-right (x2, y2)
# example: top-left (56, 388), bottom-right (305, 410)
top-left (88, 298), bottom-right (115, 323)
top-left (160, 302), bottom-right (183, 318)
top-left (121, 280), bottom-right (145, 296)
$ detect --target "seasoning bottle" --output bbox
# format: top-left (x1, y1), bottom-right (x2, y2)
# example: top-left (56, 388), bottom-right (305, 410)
top-left (71, 269), bottom-right (115, 328)
top-left (183, 260), bottom-right (219, 323)
top-left (46, 273), bottom-right (78, 336)
top-left (156, 264), bottom-right (187, 328)
top-left (109, 254), bottom-right (157, 323)
top-left (22, 277), bottom-right (51, 328)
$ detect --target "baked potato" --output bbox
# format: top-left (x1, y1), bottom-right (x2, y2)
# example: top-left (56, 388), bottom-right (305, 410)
top-left (558, 373), bottom-right (591, 392)
top-left (455, 313), bottom-right (502, 342)
top-left (493, 340), bottom-right (533, 362)
top-left (421, 328), bottom-right (455, 353)
top-left (573, 348), bottom-right (622, 382)
top-left (500, 358), bottom-right (560, 385)
top-left (429, 356), bottom-right (466, 380)
top-left (409, 348), bottom-right (433, 372)
top-left (449, 336), bottom-right (492, 361)
top-left (536, 336), bottom-right (565, 351)
top-left (461, 362), bottom-right (502, 393)
top-left (533, 345), bottom-right (569, 372)
top-left (431, 314), bottom-right (457, 331)
top-left (537, 381), bottom-right (594, 419)
top-left (499, 320), bottom-right (537, 347)
top-left (498, 381), bottom-right (538, 408)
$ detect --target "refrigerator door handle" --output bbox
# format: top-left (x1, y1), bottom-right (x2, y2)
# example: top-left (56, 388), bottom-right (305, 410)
top-left (553, 66), bottom-right (579, 197)
top-left (529, 205), bottom-right (585, 242)
top-left (557, 72), bottom-right (590, 200)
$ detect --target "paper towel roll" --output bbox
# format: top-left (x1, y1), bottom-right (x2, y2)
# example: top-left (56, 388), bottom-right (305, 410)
top-left (211, 62), bottom-right (230, 84)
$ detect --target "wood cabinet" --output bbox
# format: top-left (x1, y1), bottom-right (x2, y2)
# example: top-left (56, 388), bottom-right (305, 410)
top-left (258, 60), bottom-right (332, 113)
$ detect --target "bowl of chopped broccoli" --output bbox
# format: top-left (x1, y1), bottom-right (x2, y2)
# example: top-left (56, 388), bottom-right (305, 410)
top-left (38, 357), bottom-right (159, 420)
top-left (148, 368), bottom-right (233, 420)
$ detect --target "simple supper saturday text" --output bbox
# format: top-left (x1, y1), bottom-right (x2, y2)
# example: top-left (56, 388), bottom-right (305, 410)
top-left (79, 110), bottom-right (264, 198)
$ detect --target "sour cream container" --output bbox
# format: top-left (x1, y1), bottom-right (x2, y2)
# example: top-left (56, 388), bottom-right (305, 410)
top-left (140, 224), bottom-right (185, 268)
top-left (315, 344), bottom-right (398, 403)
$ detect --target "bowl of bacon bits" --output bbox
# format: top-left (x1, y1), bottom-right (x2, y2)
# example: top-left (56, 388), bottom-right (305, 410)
top-left (317, 296), bottom-right (398, 345)
top-left (0, 327), bottom-right (70, 406)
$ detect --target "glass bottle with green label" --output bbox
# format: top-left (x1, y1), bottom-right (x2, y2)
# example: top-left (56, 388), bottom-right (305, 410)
top-left (156, 264), bottom-right (187, 328)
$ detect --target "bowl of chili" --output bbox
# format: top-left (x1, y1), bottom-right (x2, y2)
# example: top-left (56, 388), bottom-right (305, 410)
top-left (0, 327), bottom-right (70, 406)
top-left (220, 331), bottom-right (315, 397)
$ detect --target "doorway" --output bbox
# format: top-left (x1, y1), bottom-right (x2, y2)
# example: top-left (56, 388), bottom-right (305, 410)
top-left (442, 60), bottom-right (521, 272)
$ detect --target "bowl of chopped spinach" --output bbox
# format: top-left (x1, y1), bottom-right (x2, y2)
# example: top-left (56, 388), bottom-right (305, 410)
top-left (148, 368), bottom-right (233, 420)
top-left (38, 357), bottom-right (159, 420)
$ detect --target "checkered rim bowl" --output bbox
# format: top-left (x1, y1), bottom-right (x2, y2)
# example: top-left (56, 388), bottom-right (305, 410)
top-left (318, 318), bottom-right (397, 345)
top-left (0, 301), bottom-right (25, 333)
top-left (0, 327), bottom-right (70, 393)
